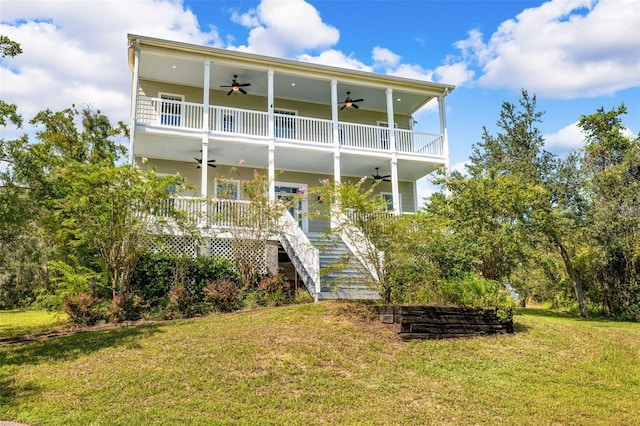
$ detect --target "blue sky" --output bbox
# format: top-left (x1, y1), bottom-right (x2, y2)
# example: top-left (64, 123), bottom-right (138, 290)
top-left (1, 0), bottom-right (639, 197)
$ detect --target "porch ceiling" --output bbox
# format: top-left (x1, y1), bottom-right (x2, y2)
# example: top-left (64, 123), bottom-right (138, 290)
top-left (135, 133), bottom-right (441, 182)
top-left (137, 49), bottom-right (439, 115)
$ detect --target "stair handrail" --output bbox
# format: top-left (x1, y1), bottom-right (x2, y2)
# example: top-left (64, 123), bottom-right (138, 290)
top-left (333, 210), bottom-right (384, 284)
top-left (277, 209), bottom-right (321, 300)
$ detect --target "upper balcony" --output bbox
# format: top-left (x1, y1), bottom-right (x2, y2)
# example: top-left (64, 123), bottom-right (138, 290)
top-left (128, 34), bottom-right (455, 181)
top-left (135, 96), bottom-right (445, 157)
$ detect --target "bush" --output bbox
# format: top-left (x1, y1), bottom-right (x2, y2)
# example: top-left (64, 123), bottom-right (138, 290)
top-left (167, 283), bottom-right (199, 318)
top-left (189, 256), bottom-right (240, 301)
top-left (130, 253), bottom-right (182, 307)
top-left (293, 288), bottom-right (314, 304)
top-left (203, 278), bottom-right (241, 312)
top-left (63, 292), bottom-right (105, 326)
top-left (409, 273), bottom-right (515, 321)
top-left (108, 293), bottom-right (144, 322)
top-left (258, 273), bottom-right (290, 306)
top-left (130, 253), bottom-right (239, 310)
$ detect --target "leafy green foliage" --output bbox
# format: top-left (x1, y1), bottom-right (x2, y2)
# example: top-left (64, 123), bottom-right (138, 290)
top-left (130, 253), bottom-right (238, 310)
top-left (579, 105), bottom-right (640, 320)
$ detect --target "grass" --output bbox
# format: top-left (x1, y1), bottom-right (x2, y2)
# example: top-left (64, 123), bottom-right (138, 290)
top-left (0, 309), bottom-right (68, 338)
top-left (1, 303), bottom-right (639, 425)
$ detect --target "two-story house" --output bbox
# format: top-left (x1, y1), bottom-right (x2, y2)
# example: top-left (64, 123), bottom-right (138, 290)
top-left (127, 34), bottom-right (455, 301)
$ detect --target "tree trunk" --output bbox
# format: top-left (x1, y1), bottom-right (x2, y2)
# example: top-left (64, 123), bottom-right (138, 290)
top-left (556, 240), bottom-right (589, 317)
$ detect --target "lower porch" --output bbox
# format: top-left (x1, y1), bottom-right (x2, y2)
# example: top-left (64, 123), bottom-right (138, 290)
top-left (154, 197), bottom-right (382, 301)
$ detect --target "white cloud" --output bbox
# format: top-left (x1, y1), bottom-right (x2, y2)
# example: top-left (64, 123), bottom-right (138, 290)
top-left (453, 0), bottom-right (640, 98)
top-left (544, 122), bottom-right (585, 154)
top-left (433, 62), bottom-right (474, 87)
top-left (0, 0), bottom-right (222, 128)
top-left (232, 0), bottom-right (339, 57)
top-left (297, 49), bottom-right (372, 72)
top-left (372, 46), bottom-right (401, 69)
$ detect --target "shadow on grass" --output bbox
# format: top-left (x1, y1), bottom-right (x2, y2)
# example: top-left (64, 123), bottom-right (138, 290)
top-left (0, 323), bottom-right (165, 406)
top-left (1, 322), bottom-right (165, 368)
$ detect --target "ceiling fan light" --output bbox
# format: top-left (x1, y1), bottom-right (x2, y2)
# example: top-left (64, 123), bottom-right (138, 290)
top-left (346, 101), bottom-right (352, 107)
top-left (232, 86), bottom-right (239, 92)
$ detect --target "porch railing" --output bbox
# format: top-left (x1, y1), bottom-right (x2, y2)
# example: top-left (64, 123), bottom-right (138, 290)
top-left (209, 106), bottom-right (269, 137)
top-left (277, 210), bottom-right (321, 299)
top-left (136, 96), bottom-right (444, 156)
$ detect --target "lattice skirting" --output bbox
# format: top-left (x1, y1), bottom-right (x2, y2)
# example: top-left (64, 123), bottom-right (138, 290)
top-left (151, 235), bottom-right (278, 274)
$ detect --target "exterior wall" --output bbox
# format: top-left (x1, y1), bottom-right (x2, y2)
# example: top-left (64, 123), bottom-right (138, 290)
top-left (138, 78), bottom-right (412, 129)
top-left (138, 158), bottom-right (417, 218)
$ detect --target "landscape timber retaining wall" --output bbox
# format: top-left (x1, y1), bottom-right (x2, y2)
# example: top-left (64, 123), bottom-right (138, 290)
top-left (371, 305), bottom-right (514, 339)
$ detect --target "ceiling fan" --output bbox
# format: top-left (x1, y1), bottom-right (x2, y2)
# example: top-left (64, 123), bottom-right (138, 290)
top-left (371, 167), bottom-right (391, 182)
top-left (220, 74), bottom-right (251, 95)
top-left (194, 150), bottom-right (216, 169)
top-left (339, 91), bottom-right (363, 110)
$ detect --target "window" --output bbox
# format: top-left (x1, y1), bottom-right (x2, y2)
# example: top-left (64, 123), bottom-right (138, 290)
top-left (215, 179), bottom-right (240, 200)
top-left (380, 192), bottom-right (401, 212)
top-left (159, 93), bottom-right (184, 126)
top-left (275, 109), bottom-right (297, 139)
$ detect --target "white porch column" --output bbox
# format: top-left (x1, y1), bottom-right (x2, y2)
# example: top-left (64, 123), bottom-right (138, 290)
top-left (438, 93), bottom-right (451, 181)
top-left (200, 60), bottom-right (211, 198)
top-left (330, 79), bottom-right (341, 228)
top-left (267, 70), bottom-right (276, 201)
top-left (386, 88), bottom-right (400, 215)
top-left (331, 79), bottom-right (340, 184)
top-left (128, 41), bottom-right (140, 167)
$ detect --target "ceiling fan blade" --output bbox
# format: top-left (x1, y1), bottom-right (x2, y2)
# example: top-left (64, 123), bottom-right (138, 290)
top-left (220, 85), bottom-right (232, 87)
top-left (340, 105), bottom-right (346, 111)
top-left (382, 174), bottom-right (391, 179)
top-left (352, 104), bottom-right (359, 109)
top-left (239, 87), bottom-right (247, 95)
top-left (383, 178), bottom-right (391, 182)
top-left (207, 163), bottom-right (217, 168)
top-left (226, 89), bottom-right (233, 96)
top-left (238, 83), bottom-right (251, 87)
top-left (352, 99), bottom-right (363, 103)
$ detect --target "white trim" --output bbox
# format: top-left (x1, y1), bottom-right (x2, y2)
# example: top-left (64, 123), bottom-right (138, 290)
top-left (275, 181), bottom-right (309, 233)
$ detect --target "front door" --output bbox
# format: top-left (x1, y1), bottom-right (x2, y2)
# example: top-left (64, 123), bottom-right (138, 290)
top-left (275, 182), bottom-right (308, 233)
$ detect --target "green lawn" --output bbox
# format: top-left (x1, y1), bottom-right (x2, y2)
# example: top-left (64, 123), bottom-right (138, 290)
top-left (0, 309), bottom-right (68, 338)
top-left (1, 303), bottom-right (639, 425)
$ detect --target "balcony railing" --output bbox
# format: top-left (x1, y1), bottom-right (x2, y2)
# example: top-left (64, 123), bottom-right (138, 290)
top-left (136, 96), bottom-right (444, 157)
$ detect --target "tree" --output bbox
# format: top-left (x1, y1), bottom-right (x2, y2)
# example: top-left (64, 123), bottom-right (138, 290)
top-left (428, 170), bottom-right (545, 282)
top-left (579, 105), bottom-right (640, 319)
top-left (0, 105), bottom-right (190, 312)
top-left (0, 35), bottom-right (23, 127)
top-left (465, 90), bottom-right (589, 316)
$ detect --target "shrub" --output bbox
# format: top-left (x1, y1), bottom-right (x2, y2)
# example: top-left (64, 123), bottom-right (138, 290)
top-left (130, 253), bottom-right (239, 310)
top-left (293, 288), bottom-right (314, 304)
top-left (439, 274), bottom-right (516, 320)
top-left (167, 282), bottom-right (198, 318)
top-left (63, 292), bottom-right (105, 326)
top-left (130, 253), bottom-right (181, 307)
top-left (189, 256), bottom-right (240, 300)
top-left (258, 273), bottom-right (290, 307)
top-left (203, 278), bottom-right (242, 312)
top-left (108, 293), bottom-right (144, 322)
